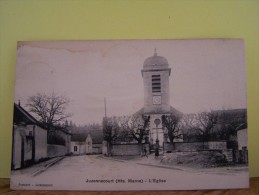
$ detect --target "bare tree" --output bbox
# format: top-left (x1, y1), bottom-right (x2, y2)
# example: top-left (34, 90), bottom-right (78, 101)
top-left (103, 116), bottom-right (120, 143)
top-left (102, 115), bottom-right (150, 156)
top-left (177, 114), bottom-right (196, 142)
top-left (114, 116), bottom-right (132, 143)
top-left (118, 115), bottom-right (150, 144)
top-left (102, 116), bottom-right (120, 156)
top-left (26, 93), bottom-right (72, 134)
top-left (162, 114), bottom-right (182, 146)
top-left (193, 111), bottom-right (218, 141)
top-left (214, 109), bottom-right (247, 140)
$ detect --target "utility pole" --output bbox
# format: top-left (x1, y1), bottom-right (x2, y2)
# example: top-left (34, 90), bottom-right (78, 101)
top-left (104, 97), bottom-right (107, 118)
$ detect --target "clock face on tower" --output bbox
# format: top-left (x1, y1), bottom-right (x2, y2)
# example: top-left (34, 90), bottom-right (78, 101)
top-left (153, 95), bottom-right (161, 105)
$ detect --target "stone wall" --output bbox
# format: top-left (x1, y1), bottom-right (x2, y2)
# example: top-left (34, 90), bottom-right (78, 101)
top-left (207, 141), bottom-right (227, 150)
top-left (164, 141), bottom-right (227, 152)
top-left (111, 143), bottom-right (150, 156)
top-left (34, 125), bottom-right (48, 161)
top-left (47, 144), bottom-right (67, 158)
top-left (55, 130), bottom-right (71, 154)
top-left (175, 142), bottom-right (205, 151)
top-left (163, 142), bottom-right (204, 152)
top-left (163, 142), bottom-right (173, 151)
top-left (92, 144), bottom-right (102, 154)
top-left (222, 149), bottom-right (233, 162)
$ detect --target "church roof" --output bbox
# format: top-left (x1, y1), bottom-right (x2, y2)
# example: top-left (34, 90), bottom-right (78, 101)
top-left (143, 51), bottom-right (169, 69)
top-left (134, 106), bottom-right (182, 116)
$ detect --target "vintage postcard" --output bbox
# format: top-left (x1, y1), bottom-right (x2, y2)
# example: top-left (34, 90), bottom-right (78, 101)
top-left (10, 39), bottom-right (249, 191)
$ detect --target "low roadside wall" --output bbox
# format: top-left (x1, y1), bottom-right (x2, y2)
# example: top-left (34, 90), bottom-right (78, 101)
top-left (164, 141), bottom-right (227, 152)
top-left (47, 144), bottom-right (67, 158)
top-left (111, 143), bottom-right (150, 156)
top-left (164, 142), bottom-right (204, 152)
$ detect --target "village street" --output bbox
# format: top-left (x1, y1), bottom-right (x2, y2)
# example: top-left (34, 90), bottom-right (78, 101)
top-left (11, 155), bottom-right (249, 191)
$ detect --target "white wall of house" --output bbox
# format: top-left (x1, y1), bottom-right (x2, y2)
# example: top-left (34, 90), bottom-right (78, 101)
top-left (13, 126), bottom-right (24, 169)
top-left (12, 124), bottom-right (48, 169)
top-left (70, 142), bottom-right (79, 155)
top-left (237, 128), bottom-right (248, 150)
top-left (71, 141), bottom-right (86, 155)
top-left (85, 135), bottom-right (92, 154)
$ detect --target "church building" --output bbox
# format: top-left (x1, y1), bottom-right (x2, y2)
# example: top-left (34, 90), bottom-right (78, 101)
top-left (135, 50), bottom-right (182, 147)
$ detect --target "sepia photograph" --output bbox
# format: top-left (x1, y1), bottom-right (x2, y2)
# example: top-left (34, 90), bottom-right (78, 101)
top-left (10, 39), bottom-right (248, 191)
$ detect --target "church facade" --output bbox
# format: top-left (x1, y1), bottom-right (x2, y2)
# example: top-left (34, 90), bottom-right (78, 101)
top-left (136, 50), bottom-right (182, 147)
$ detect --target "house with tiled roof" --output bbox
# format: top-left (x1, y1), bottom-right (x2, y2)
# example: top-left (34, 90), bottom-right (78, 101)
top-left (71, 130), bottom-right (103, 155)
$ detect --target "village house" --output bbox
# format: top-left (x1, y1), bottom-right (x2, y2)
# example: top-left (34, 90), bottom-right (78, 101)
top-left (12, 103), bottom-right (48, 169)
top-left (12, 103), bottom-right (72, 169)
top-left (237, 125), bottom-right (248, 164)
top-left (71, 130), bottom-right (103, 155)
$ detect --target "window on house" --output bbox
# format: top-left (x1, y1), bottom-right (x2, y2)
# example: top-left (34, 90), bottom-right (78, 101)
top-left (74, 146), bottom-right (78, 152)
top-left (152, 75), bottom-right (161, 93)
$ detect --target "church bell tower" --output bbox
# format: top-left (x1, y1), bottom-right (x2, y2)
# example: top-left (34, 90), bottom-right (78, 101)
top-left (141, 50), bottom-right (171, 114)
top-left (141, 50), bottom-right (172, 147)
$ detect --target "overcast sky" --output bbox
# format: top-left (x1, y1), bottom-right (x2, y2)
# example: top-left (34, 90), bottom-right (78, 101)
top-left (14, 39), bottom-right (247, 125)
